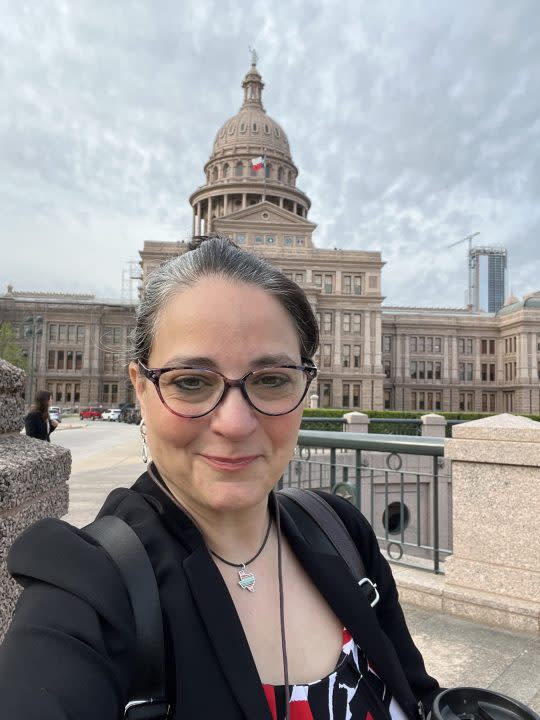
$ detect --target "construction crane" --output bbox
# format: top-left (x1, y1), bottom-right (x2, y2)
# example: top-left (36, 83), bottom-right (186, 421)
top-left (447, 232), bottom-right (480, 307)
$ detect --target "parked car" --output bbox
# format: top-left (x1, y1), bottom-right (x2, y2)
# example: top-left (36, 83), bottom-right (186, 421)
top-left (49, 406), bottom-right (62, 423)
top-left (100, 409), bottom-right (112, 421)
top-left (79, 407), bottom-right (103, 420)
top-left (105, 408), bottom-right (121, 422)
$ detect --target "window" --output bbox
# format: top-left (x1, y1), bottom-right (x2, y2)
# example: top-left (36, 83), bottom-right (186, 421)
top-left (482, 393), bottom-right (488, 412)
top-left (427, 361), bottom-right (433, 380)
top-left (481, 339), bottom-right (488, 355)
top-left (67, 325), bottom-right (75, 342)
top-left (459, 393), bottom-right (465, 411)
top-left (490, 393), bottom-right (496, 412)
top-left (353, 276), bottom-right (362, 295)
top-left (427, 392), bottom-right (433, 409)
top-left (284, 236), bottom-right (293, 246)
top-left (412, 392), bottom-right (417, 409)
top-left (58, 324), bottom-right (67, 341)
top-left (48, 350), bottom-right (55, 369)
top-left (342, 383), bottom-right (350, 408)
top-left (434, 337), bottom-right (442, 353)
top-left (489, 339), bottom-right (495, 354)
top-left (74, 383), bottom-right (80, 402)
top-left (466, 363), bottom-right (473, 381)
top-left (294, 273), bottom-right (304, 284)
top-left (466, 392), bottom-right (474, 411)
top-left (265, 164), bottom-right (271, 179)
top-left (255, 236), bottom-right (264, 244)
top-left (410, 337), bottom-right (417, 352)
top-left (266, 236), bottom-right (275, 245)
top-left (49, 324), bottom-right (57, 342)
top-left (383, 360), bottom-right (391, 378)
top-left (111, 384), bottom-right (118, 404)
top-left (459, 363), bottom-right (465, 381)
top-left (75, 351), bottom-right (83, 370)
top-left (56, 383), bottom-right (62, 402)
top-left (57, 351), bottom-right (64, 370)
top-left (342, 345), bottom-right (350, 368)
top-left (352, 384), bottom-right (360, 407)
top-left (223, 163), bottom-right (230, 178)
top-left (467, 339), bottom-right (473, 354)
top-left (65, 383), bottom-right (72, 403)
top-left (489, 363), bottom-right (495, 382)
top-left (102, 384), bottom-right (109, 402)
top-left (410, 361), bottom-right (417, 379)
top-left (321, 382), bottom-right (332, 408)
top-left (314, 273), bottom-right (322, 286)
top-left (343, 275), bottom-right (351, 294)
top-left (353, 314), bottom-right (361, 334)
top-left (66, 351), bottom-right (73, 370)
top-left (353, 346), bottom-right (361, 368)
top-left (418, 337), bottom-right (425, 353)
top-left (324, 274), bottom-right (333, 293)
top-left (104, 326), bottom-right (122, 345)
top-left (435, 392), bottom-right (442, 411)
top-left (418, 391), bottom-right (425, 410)
top-left (418, 361), bottom-right (425, 380)
top-left (384, 390), bottom-right (391, 410)
top-left (323, 344), bottom-right (332, 368)
top-left (435, 362), bottom-right (441, 380)
top-left (458, 338), bottom-right (465, 354)
top-left (236, 233), bottom-right (246, 244)
top-left (277, 167), bottom-right (284, 182)
top-left (323, 313), bottom-right (332, 333)
top-left (426, 337), bottom-right (433, 353)
top-left (342, 313), bottom-right (351, 333)
top-left (383, 336), bottom-right (392, 353)
top-left (481, 363), bottom-right (488, 382)
top-left (295, 236), bottom-right (305, 246)
top-left (235, 162), bottom-right (243, 177)
top-left (77, 325), bottom-right (85, 342)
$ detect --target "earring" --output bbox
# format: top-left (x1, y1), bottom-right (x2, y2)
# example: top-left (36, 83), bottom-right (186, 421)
top-left (140, 419), bottom-right (149, 464)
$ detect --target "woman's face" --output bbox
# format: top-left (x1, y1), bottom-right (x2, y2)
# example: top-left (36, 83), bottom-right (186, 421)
top-left (130, 276), bottom-right (306, 517)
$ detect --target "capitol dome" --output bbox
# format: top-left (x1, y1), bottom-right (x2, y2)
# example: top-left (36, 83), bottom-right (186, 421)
top-left (211, 64), bottom-right (292, 161)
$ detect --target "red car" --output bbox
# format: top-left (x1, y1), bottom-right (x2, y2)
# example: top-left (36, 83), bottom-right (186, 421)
top-left (79, 407), bottom-right (103, 420)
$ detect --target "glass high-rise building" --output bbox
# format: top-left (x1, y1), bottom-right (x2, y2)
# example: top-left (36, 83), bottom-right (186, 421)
top-left (488, 252), bottom-right (507, 313)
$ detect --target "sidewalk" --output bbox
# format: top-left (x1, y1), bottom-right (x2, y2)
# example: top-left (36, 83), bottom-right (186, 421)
top-left (64, 435), bottom-right (540, 712)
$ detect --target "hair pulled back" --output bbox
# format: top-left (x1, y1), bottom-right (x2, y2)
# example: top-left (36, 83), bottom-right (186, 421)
top-left (131, 235), bottom-right (319, 366)
top-left (32, 390), bottom-right (51, 420)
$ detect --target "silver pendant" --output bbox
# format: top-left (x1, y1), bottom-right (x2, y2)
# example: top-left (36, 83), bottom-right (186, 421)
top-left (238, 564), bottom-right (256, 592)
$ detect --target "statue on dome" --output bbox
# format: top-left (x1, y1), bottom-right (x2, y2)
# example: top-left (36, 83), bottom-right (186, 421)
top-left (249, 45), bottom-right (258, 66)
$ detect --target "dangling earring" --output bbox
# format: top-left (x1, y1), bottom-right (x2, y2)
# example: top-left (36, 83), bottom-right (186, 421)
top-left (140, 419), bottom-right (149, 464)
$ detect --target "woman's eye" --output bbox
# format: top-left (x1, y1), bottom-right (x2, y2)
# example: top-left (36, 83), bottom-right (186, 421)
top-left (257, 374), bottom-right (289, 387)
top-left (173, 376), bottom-right (208, 391)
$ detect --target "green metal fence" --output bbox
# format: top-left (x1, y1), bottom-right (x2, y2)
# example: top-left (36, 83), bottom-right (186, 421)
top-left (280, 430), bottom-right (450, 574)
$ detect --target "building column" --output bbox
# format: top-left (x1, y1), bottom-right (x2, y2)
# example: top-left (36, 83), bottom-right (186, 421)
top-left (395, 335), bottom-right (402, 380)
top-left (224, 194), bottom-right (228, 215)
top-left (363, 311), bottom-right (371, 370)
top-left (242, 193), bottom-right (247, 209)
top-left (404, 333), bottom-right (410, 378)
top-left (293, 201), bottom-right (297, 215)
top-left (451, 336), bottom-right (458, 380)
top-left (208, 196), bottom-right (213, 233)
top-left (443, 336), bottom-right (449, 381)
top-left (279, 197), bottom-right (284, 208)
top-left (196, 202), bottom-right (201, 234)
top-left (333, 310), bottom-right (342, 369)
top-left (191, 209), bottom-right (196, 236)
top-left (373, 312), bottom-right (382, 371)
top-left (474, 338), bottom-right (481, 381)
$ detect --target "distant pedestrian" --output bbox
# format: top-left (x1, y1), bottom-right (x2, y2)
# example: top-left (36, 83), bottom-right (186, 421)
top-left (24, 390), bottom-right (58, 441)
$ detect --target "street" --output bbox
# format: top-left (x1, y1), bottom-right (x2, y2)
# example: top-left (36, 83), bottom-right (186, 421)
top-left (54, 420), bottom-right (145, 527)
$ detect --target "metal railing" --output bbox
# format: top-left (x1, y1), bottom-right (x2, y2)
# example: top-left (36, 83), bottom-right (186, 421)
top-left (280, 430), bottom-right (451, 574)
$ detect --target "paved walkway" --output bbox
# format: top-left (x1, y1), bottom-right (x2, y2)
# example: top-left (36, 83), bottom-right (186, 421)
top-left (63, 431), bottom-right (540, 713)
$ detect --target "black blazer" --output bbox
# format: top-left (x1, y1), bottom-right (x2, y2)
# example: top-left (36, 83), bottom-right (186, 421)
top-left (24, 410), bottom-right (55, 441)
top-left (0, 471), bottom-right (439, 719)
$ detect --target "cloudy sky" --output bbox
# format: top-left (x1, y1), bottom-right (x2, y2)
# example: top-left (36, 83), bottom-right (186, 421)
top-left (2, 0), bottom-right (539, 307)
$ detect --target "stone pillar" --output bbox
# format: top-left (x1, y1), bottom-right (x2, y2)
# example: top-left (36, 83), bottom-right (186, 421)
top-left (374, 313), bottom-right (382, 371)
top-left (196, 202), bottom-right (201, 234)
top-left (343, 411), bottom-right (369, 434)
top-left (242, 193), bottom-right (247, 209)
top-left (421, 413), bottom-right (446, 438)
top-left (192, 209), bottom-right (196, 236)
top-left (224, 194), bottom-right (228, 215)
top-left (444, 413), bottom-right (540, 633)
top-left (404, 333), bottom-right (410, 378)
top-left (207, 196), bottom-right (213, 233)
top-left (333, 310), bottom-right (341, 368)
top-left (279, 197), bottom-right (284, 208)
top-left (443, 336), bottom-right (449, 381)
top-left (363, 312), bottom-right (371, 370)
top-left (0, 359), bottom-right (71, 641)
top-left (309, 393), bottom-right (319, 409)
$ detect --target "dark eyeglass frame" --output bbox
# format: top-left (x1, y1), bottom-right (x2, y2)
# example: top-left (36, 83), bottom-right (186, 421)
top-left (138, 359), bottom-right (318, 418)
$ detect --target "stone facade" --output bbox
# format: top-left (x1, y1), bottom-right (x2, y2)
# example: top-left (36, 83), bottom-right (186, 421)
top-left (1, 61), bottom-right (539, 414)
top-left (0, 287), bottom-right (136, 408)
top-left (0, 359), bottom-right (71, 640)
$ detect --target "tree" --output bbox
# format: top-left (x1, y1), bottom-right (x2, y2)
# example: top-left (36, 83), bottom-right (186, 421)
top-left (0, 322), bottom-right (28, 370)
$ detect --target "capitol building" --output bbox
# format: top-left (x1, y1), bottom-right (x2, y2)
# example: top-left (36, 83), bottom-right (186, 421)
top-left (2, 60), bottom-right (540, 414)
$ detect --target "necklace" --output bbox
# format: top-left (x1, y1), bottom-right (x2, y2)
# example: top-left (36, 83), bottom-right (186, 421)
top-left (209, 514), bottom-right (273, 593)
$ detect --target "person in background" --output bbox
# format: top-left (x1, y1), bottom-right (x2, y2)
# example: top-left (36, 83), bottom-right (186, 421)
top-left (24, 389), bottom-right (58, 441)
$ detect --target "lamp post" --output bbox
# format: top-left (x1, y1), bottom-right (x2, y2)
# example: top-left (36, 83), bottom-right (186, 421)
top-left (24, 315), bottom-right (43, 404)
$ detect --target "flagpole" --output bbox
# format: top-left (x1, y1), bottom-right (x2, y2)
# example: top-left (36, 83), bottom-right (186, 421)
top-left (262, 147), bottom-right (266, 203)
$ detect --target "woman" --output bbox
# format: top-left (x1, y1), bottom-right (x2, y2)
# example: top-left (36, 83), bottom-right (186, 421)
top-left (0, 236), bottom-right (440, 719)
top-left (24, 389), bottom-right (58, 441)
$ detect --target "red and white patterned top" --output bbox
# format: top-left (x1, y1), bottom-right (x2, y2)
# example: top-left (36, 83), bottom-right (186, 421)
top-left (262, 628), bottom-right (409, 720)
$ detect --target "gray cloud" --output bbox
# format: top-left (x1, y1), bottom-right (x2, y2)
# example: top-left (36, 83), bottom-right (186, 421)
top-left (1, 0), bottom-right (539, 306)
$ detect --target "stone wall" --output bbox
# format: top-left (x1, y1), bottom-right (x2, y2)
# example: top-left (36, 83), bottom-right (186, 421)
top-left (0, 359), bottom-right (71, 641)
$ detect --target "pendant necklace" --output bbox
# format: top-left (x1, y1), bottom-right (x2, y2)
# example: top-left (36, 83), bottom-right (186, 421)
top-left (209, 514), bottom-right (273, 593)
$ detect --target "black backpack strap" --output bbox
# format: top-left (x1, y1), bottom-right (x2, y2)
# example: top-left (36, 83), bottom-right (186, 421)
top-left (84, 516), bottom-right (170, 720)
top-left (278, 488), bottom-right (379, 607)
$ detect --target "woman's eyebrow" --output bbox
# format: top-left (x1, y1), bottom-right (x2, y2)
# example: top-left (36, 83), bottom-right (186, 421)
top-left (161, 353), bottom-right (297, 370)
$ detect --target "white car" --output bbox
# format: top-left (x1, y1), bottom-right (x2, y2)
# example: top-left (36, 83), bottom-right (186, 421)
top-left (107, 408), bottom-right (121, 422)
top-left (100, 410), bottom-right (111, 421)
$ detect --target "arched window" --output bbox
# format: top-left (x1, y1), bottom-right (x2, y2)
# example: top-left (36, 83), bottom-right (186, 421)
top-left (287, 170), bottom-right (293, 185)
top-left (265, 163), bottom-right (271, 179)
top-left (223, 163), bottom-right (230, 178)
top-left (252, 122), bottom-right (258, 132)
top-left (212, 167), bottom-right (218, 182)
top-left (277, 167), bottom-right (284, 182)
top-left (235, 162), bottom-right (243, 177)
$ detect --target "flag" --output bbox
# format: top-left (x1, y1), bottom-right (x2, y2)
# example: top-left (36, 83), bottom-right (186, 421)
top-left (251, 155), bottom-right (266, 172)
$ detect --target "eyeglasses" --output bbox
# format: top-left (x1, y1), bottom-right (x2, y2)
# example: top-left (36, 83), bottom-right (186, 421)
top-left (138, 360), bottom-right (318, 418)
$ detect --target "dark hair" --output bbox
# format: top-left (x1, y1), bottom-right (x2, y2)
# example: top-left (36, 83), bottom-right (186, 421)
top-left (131, 235), bottom-right (319, 365)
top-left (32, 390), bottom-right (51, 420)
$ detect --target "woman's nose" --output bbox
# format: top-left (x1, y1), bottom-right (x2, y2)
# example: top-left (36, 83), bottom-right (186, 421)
top-left (209, 385), bottom-right (258, 438)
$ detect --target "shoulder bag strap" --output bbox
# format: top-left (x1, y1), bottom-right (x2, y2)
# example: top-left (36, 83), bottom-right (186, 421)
top-left (84, 516), bottom-right (170, 720)
top-left (278, 487), bottom-right (379, 607)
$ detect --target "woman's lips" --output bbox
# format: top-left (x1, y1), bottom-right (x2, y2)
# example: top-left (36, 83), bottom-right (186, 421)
top-left (200, 455), bottom-right (260, 471)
